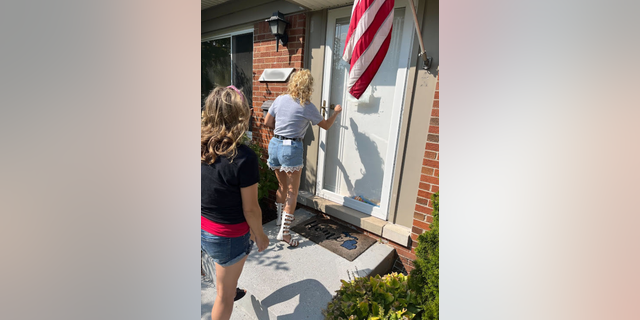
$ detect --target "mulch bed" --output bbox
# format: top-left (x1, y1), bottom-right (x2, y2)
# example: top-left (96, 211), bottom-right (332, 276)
top-left (260, 201), bottom-right (278, 224)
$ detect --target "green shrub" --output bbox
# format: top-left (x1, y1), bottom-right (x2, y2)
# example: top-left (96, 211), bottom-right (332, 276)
top-left (245, 137), bottom-right (278, 203)
top-left (409, 192), bottom-right (439, 320)
top-left (324, 273), bottom-right (422, 320)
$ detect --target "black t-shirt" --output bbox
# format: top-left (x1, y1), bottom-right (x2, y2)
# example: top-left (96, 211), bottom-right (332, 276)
top-left (201, 144), bottom-right (260, 224)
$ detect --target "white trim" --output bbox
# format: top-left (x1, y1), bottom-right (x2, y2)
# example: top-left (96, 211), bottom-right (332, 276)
top-left (230, 36), bottom-right (234, 84)
top-left (316, 0), bottom-right (414, 221)
top-left (201, 27), bottom-right (254, 42)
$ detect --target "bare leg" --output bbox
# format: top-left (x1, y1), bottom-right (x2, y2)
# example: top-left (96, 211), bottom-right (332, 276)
top-left (210, 256), bottom-right (248, 320)
top-left (281, 169), bottom-right (302, 244)
top-left (284, 169), bottom-right (302, 214)
top-left (274, 170), bottom-right (287, 225)
top-left (275, 170), bottom-right (287, 204)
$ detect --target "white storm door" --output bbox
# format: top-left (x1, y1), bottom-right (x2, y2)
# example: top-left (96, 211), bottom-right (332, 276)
top-left (316, 1), bottom-right (414, 220)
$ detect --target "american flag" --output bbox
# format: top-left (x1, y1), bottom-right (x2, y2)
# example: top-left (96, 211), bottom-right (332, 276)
top-left (342, 0), bottom-right (395, 99)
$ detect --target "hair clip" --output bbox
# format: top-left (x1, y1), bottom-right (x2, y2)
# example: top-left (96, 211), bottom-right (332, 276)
top-left (227, 85), bottom-right (245, 103)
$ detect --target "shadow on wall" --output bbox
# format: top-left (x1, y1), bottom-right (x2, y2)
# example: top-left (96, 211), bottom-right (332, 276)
top-left (250, 279), bottom-right (332, 320)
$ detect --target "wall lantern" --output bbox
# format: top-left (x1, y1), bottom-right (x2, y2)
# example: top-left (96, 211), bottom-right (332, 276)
top-left (265, 11), bottom-right (289, 52)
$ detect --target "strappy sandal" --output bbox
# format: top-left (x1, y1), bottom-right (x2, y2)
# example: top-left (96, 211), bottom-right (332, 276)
top-left (234, 288), bottom-right (246, 301)
top-left (276, 211), bottom-right (299, 247)
top-left (275, 202), bottom-right (284, 226)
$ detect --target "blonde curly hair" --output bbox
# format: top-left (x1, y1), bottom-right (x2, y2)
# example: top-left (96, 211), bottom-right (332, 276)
top-left (201, 86), bottom-right (250, 164)
top-left (287, 69), bottom-right (313, 105)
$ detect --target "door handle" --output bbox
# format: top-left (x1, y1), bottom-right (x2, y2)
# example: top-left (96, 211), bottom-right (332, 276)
top-left (330, 104), bottom-right (335, 110)
top-left (321, 100), bottom-right (327, 117)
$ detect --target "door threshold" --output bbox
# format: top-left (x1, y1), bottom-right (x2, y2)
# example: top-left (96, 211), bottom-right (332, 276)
top-left (297, 191), bottom-right (412, 247)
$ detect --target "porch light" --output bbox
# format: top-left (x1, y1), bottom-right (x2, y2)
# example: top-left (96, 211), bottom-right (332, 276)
top-left (265, 11), bottom-right (289, 52)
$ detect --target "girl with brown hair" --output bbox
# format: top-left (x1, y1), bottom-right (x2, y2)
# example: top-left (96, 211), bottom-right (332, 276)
top-left (201, 86), bottom-right (269, 320)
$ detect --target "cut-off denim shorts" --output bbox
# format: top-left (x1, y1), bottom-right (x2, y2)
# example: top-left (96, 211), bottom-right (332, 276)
top-left (201, 229), bottom-right (253, 267)
top-left (267, 137), bottom-right (304, 172)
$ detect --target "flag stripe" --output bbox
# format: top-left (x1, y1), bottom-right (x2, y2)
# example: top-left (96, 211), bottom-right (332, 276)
top-left (342, 0), bottom-right (382, 63)
top-left (347, 10), bottom-right (394, 92)
top-left (342, 0), bottom-right (395, 99)
top-left (350, 0), bottom-right (394, 71)
top-left (343, 0), bottom-right (365, 60)
top-left (350, 30), bottom-right (392, 98)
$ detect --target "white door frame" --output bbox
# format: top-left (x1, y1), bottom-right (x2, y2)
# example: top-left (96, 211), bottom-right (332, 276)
top-left (316, 0), bottom-right (415, 220)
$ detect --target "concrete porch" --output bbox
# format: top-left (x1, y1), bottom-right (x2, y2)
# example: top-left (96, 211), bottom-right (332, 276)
top-left (201, 208), bottom-right (396, 320)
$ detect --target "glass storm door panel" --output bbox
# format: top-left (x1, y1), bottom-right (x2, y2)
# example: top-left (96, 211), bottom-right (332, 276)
top-left (201, 38), bottom-right (231, 103)
top-left (317, 2), bottom-right (414, 220)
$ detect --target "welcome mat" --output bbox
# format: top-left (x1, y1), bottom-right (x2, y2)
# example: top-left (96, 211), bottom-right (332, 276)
top-left (291, 217), bottom-right (376, 261)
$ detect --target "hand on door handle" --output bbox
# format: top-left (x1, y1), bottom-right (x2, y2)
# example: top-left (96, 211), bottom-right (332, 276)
top-left (333, 104), bottom-right (342, 114)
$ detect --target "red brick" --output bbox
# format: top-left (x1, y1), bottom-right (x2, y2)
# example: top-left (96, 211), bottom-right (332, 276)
top-left (416, 197), bottom-right (429, 206)
top-left (424, 151), bottom-right (437, 160)
top-left (421, 167), bottom-right (434, 176)
top-left (414, 212), bottom-right (426, 221)
top-left (410, 233), bottom-right (420, 241)
top-left (418, 182), bottom-right (431, 191)
top-left (431, 109), bottom-right (439, 117)
top-left (426, 215), bottom-right (433, 223)
top-left (413, 219), bottom-right (431, 231)
top-left (420, 174), bottom-right (438, 184)
top-left (415, 204), bottom-right (432, 214)
top-left (432, 100), bottom-right (438, 109)
top-left (394, 244), bottom-right (413, 256)
top-left (434, 91), bottom-right (439, 99)
top-left (417, 189), bottom-right (431, 199)
top-left (429, 126), bottom-right (439, 134)
top-left (425, 142), bottom-right (439, 151)
top-left (434, 169), bottom-right (439, 177)
top-left (436, 81), bottom-right (439, 90)
top-left (412, 226), bottom-right (425, 235)
top-left (420, 166), bottom-right (438, 179)
top-left (398, 251), bottom-right (416, 262)
top-left (427, 133), bottom-right (439, 143)
top-left (289, 28), bottom-right (305, 36)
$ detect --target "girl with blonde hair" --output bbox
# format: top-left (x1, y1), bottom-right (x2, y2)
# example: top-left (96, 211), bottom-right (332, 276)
top-left (201, 86), bottom-right (269, 320)
top-left (264, 69), bottom-right (342, 247)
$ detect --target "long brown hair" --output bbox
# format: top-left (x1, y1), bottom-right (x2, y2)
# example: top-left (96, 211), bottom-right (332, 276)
top-left (201, 86), bottom-right (250, 164)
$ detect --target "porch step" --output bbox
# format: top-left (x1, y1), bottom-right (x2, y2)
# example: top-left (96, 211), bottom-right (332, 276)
top-left (201, 208), bottom-right (395, 320)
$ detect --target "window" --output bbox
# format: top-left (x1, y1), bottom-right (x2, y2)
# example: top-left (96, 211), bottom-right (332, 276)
top-left (201, 32), bottom-right (253, 109)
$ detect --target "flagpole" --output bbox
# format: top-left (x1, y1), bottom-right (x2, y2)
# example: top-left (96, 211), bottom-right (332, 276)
top-left (407, 0), bottom-right (432, 71)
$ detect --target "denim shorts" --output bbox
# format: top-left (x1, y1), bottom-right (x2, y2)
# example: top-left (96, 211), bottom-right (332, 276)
top-left (201, 230), bottom-right (253, 267)
top-left (267, 137), bottom-right (304, 172)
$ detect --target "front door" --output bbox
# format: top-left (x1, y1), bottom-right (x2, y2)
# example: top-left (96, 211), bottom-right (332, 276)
top-left (316, 1), bottom-right (414, 220)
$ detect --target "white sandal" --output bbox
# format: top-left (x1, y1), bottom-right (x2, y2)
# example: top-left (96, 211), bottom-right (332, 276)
top-left (275, 202), bottom-right (284, 226)
top-left (276, 212), bottom-right (299, 247)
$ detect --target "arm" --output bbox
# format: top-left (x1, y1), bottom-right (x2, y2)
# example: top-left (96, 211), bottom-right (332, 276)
top-left (264, 112), bottom-right (275, 129)
top-left (317, 104), bottom-right (343, 130)
top-left (240, 183), bottom-right (269, 252)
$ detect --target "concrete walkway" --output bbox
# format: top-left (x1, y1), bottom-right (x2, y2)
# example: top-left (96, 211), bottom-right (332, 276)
top-left (201, 208), bottom-right (395, 320)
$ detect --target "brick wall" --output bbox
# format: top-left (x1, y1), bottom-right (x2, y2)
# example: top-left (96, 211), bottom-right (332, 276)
top-left (251, 13), bottom-right (306, 152)
top-left (398, 74), bottom-right (440, 273)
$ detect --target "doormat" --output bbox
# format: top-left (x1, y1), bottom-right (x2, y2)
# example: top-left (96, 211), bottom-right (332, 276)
top-left (291, 217), bottom-right (376, 261)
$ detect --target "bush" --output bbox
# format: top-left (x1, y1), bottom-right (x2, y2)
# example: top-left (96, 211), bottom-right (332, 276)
top-left (324, 273), bottom-right (422, 320)
top-left (409, 192), bottom-right (439, 320)
top-left (245, 138), bottom-right (278, 204)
